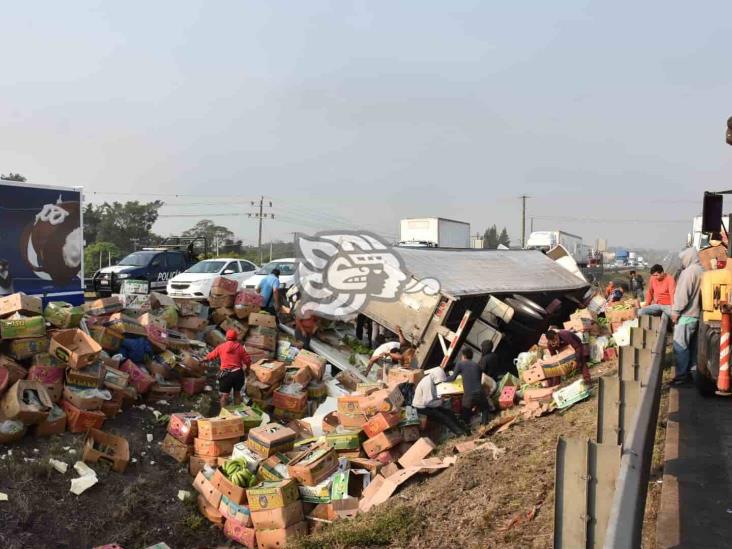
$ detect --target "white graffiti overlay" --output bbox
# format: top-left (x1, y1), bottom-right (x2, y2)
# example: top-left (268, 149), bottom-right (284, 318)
top-left (294, 231), bottom-right (440, 319)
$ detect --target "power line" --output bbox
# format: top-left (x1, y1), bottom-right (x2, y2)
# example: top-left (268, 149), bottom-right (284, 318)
top-left (531, 215), bottom-right (689, 224)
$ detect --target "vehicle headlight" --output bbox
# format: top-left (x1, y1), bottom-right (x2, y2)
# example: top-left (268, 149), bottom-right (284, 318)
top-left (117, 273), bottom-right (130, 279)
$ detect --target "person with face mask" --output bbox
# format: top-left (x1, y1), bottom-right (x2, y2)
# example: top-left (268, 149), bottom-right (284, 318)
top-left (669, 248), bottom-right (704, 386)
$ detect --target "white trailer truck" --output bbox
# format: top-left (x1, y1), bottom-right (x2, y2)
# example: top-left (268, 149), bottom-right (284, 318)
top-left (398, 217), bottom-right (471, 248)
top-left (525, 230), bottom-right (586, 263)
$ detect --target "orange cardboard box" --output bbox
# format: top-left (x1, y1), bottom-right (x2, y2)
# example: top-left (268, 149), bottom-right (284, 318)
top-left (358, 387), bottom-right (404, 417)
top-left (210, 276), bottom-right (239, 296)
top-left (212, 467), bottom-right (248, 505)
top-left (194, 436), bottom-right (240, 458)
top-left (248, 312), bottom-right (278, 329)
top-left (198, 495), bottom-right (225, 527)
top-left (338, 412), bottom-right (368, 430)
top-left (168, 412), bottom-right (201, 444)
top-left (337, 395), bottom-right (364, 416)
top-left (397, 437), bottom-right (436, 468)
top-left (209, 294), bottom-right (235, 309)
top-left (61, 400), bottom-right (105, 433)
top-left (292, 349), bottom-right (327, 380)
top-left (197, 416), bottom-right (246, 441)
top-left (251, 360), bottom-right (286, 385)
top-left (362, 428), bottom-right (402, 458)
top-left (193, 471), bottom-right (223, 510)
top-left (247, 423), bottom-right (297, 458)
top-left (223, 515), bottom-right (256, 548)
top-left (363, 411), bottom-right (401, 438)
top-left (162, 433), bottom-right (193, 463)
top-left (386, 367), bottom-right (423, 386)
top-left (1, 380), bottom-right (54, 425)
top-left (250, 500), bottom-right (304, 530)
top-left (255, 522), bottom-right (307, 549)
top-left (287, 444), bottom-right (339, 486)
top-left (82, 428), bottom-right (130, 472)
top-left (272, 386), bottom-right (308, 413)
top-left (49, 329), bottom-right (102, 370)
top-left (189, 455), bottom-right (218, 477)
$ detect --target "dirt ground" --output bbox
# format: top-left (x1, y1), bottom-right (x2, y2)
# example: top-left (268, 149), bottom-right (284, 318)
top-left (0, 383), bottom-right (232, 549)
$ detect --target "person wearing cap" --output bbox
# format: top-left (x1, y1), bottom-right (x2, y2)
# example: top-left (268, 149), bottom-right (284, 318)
top-left (205, 329), bottom-right (252, 408)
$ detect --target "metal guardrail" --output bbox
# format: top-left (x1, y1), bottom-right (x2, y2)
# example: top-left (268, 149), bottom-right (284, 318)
top-left (554, 314), bottom-right (668, 548)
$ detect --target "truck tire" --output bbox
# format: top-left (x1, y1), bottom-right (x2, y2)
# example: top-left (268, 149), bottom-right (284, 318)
top-left (696, 319), bottom-right (719, 397)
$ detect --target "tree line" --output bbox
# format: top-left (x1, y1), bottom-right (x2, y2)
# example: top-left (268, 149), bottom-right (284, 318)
top-left (482, 225), bottom-right (511, 249)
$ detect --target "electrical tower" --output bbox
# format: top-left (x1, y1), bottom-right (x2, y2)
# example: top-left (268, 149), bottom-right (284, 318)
top-left (247, 196), bottom-right (274, 264)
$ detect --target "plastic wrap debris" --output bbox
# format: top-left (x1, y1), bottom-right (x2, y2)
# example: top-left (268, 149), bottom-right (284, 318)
top-left (0, 492), bottom-right (7, 502)
top-left (49, 459), bottom-right (68, 474)
top-left (0, 420), bottom-right (24, 436)
top-left (70, 461), bottom-right (98, 495)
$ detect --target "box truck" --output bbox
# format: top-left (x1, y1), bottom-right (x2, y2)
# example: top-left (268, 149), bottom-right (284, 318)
top-left (398, 217), bottom-right (470, 248)
top-left (0, 180), bottom-right (84, 305)
top-left (525, 230), bottom-right (586, 263)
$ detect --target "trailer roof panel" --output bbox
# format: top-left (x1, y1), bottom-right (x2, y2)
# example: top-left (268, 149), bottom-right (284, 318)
top-left (396, 248), bottom-right (589, 297)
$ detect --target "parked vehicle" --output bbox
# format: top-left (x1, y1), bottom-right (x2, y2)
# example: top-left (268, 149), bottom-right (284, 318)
top-left (167, 258), bottom-right (258, 299)
top-left (526, 230), bottom-right (585, 262)
top-left (398, 217), bottom-right (470, 248)
top-left (241, 258), bottom-right (297, 291)
top-left (93, 248), bottom-right (194, 295)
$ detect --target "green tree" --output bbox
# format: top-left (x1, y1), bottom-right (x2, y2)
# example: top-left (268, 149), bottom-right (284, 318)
top-left (84, 241), bottom-right (122, 276)
top-left (498, 227), bottom-right (511, 247)
top-left (1, 172), bottom-right (27, 182)
top-left (182, 219), bottom-right (237, 255)
top-left (483, 225), bottom-right (499, 249)
top-left (83, 200), bottom-right (164, 254)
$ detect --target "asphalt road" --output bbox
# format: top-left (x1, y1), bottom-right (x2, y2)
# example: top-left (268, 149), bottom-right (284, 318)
top-left (657, 385), bottom-right (732, 548)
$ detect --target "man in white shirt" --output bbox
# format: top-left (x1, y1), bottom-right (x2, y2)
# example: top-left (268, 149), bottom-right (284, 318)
top-left (413, 367), bottom-right (467, 436)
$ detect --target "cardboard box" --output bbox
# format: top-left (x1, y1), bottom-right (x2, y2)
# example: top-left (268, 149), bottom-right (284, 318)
top-left (251, 360), bottom-right (286, 385)
top-left (175, 315), bottom-right (207, 332)
top-left (339, 412), bottom-right (368, 430)
top-left (119, 360), bottom-right (154, 394)
top-left (27, 363), bottom-right (65, 385)
top-left (246, 479), bottom-right (300, 512)
top-left (358, 387), bottom-right (404, 417)
top-left (198, 495), bottom-right (225, 527)
top-left (175, 299), bottom-right (203, 316)
top-left (193, 470), bottom-right (223, 510)
top-left (145, 325), bottom-right (167, 352)
top-left (219, 495), bottom-right (253, 526)
top-left (362, 428), bottom-right (402, 458)
top-left (194, 436), bottom-right (239, 458)
top-left (541, 348), bottom-right (579, 379)
top-left (49, 329), bottom-right (102, 369)
top-left (255, 522), bottom-right (307, 549)
top-left (103, 367), bottom-right (130, 391)
top-left (235, 289), bottom-right (263, 307)
top-left (208, 294), bottom-right (234, 309)
top-left (287, 364), bottom-right (312, 387)
top-left (234, 303), bottom-right (259, 320)
top-left (198, 416), bottom-right (246, 441)
top-left (138, 312), bottom-right (167, 328)
top-left (210, 276), bottom-right (239, 296)
top-left (44, 301), bottom-right (83, 328)
top-left (89, 326), bottom-right (124, 353)
top-left (63, 385), bottom-right (104, 411)
top-left (7, 336), bottom-right (49, 360)
top-left (401, 424), bottom-right (420, 443)
top-left (159, 433), bottom-right (192, 463)
top-left (65, 362), bottom-right (105, 389)
top-left (521, 363), bottom-right (547, 385)
top-left (523, 387), bottom-right (558, 403)
top-left (499, 386), bottom-right (517, 409)
top-left (0, 355), bottom-right (28, 384)
top-left (34, 404), bottom-right (67, 436)
top-left (147, 382), bottom-right (181, 402)
top-left (189, 455), bottom-right (218, 477)
top-left (287, 444), bottom-right (339, 486)
top-left (83, 297), bottom-right (124, 316)
top-left (83, 428), bottom-right (130, 472)
top-left (363, 411), bottom-right (401, 438)
top-left (223, 516), bottom-right (256, 548)
top-left (245, 333), bottom-right (277, 352)
top-left (387, 367), bottom-right (424, 386)
top-left (61, 400), bottom-right (106, 433)
top-left (220, 404), bottom-right (262, 432)
top-left (337, 395), bottom-right (364, 416)
top-left (1, 380), bottom-right (53, 424)
top-left (250, 500), bottom-right (304, 530)
top-left (220, 318), bottom-right (248, 339)
top-left (292, 349), bottom-right (327, 380)
top-left (0, 293), bottom-right (42, 318)
top-left (212, 467), bottom-right (248, 505)
top-left (272, 386), bottom-right (308, 413)
top-left (248, 312), bottom-right (278, 329)
top-left (375, 448), bottom-right (401, 465)
top-left (324, 431), bottom-right (362, 452)
top-left (258, 453), bottom-right (291, 482)
top-left (0, 316), bottom-right (46, 339)
top-left (168, 412), bottom-right (201, 444)
top-left (398, 437), bottom-right (436, 467)
top-left (247, 423), bottom-right (297, 458)
top-left (100, 397), bottom-right (122, 419)
top-left (181, 377), bottom-right (206, 395)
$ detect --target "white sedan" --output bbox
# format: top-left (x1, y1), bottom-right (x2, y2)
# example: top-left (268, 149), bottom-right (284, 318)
top-left (241, 258), bottom-right (297, 292)
top-left (166, 258), bottom-right (258, 299)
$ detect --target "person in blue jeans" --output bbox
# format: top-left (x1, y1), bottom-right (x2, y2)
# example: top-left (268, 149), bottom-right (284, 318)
top-left (670, 248), bottom-right (703, 386)
top-left (256, 268), bottom-right (281, 315)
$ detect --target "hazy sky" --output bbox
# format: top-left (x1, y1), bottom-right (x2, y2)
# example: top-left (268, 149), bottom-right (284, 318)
top-left (2, 1), bottom-right (732, 250)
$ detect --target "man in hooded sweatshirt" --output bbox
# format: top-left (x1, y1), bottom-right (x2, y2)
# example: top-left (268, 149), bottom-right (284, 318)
top-left (205, 329), bottom-right (252, 407)
top-left (412, 366), bottom-right (468, 436)
top-left (670, 248), bottom-right (704, 385)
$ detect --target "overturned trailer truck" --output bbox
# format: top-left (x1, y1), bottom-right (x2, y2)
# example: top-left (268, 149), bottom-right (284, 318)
top-left (361, 248), bottom-right (591, 371)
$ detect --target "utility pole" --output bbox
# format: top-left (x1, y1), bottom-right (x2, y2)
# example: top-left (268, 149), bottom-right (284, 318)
top-left (247, 196), bottom-right (274, 265)
top-left (531, 217), bottom-right (534, 233)
top-left (520, 195), bottom-right (529, 248)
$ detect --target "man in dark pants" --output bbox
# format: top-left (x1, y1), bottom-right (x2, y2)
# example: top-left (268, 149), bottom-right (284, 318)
top-left (412, 367), bottom-right (467, 436)
top-left (444, 348), bottom-right (492, 427)
top-left (355, 313), bottom-right (372, 347)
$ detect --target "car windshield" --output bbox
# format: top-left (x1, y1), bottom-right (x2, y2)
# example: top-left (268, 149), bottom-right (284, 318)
top-left (255, 261), bottom-right (295, 276)
top-left (118, 252), bottom-right (155, 267)
top-left (185, 261), bottom-right (225, 274)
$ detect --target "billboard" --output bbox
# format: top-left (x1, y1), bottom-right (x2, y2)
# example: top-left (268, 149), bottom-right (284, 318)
top-left (0, 181), bottom-right (84, 305)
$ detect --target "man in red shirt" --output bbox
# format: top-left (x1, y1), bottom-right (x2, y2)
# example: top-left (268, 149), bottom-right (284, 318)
top-left (205, 329), bottom-right (252, 408)
top-left (638, 264), bottom-right (675, 318)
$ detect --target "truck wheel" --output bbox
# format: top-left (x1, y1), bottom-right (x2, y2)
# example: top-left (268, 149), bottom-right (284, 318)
top-left (696, 319), bottom-right (719, 397)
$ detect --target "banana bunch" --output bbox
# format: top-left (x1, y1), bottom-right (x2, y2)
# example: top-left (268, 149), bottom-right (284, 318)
top-left (223, 459), bottom-right (257, 487)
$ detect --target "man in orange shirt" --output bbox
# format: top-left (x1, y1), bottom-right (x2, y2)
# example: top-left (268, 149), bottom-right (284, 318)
top-left (638, 264), bottom-right (675, 317)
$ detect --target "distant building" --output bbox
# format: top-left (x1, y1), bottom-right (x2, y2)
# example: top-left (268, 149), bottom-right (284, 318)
top-left (596, 238), bottom-right (608, 252)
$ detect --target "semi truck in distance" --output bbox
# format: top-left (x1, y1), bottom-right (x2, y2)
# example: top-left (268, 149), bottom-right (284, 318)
top-left (398, 217), bottom-right (471, 248)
